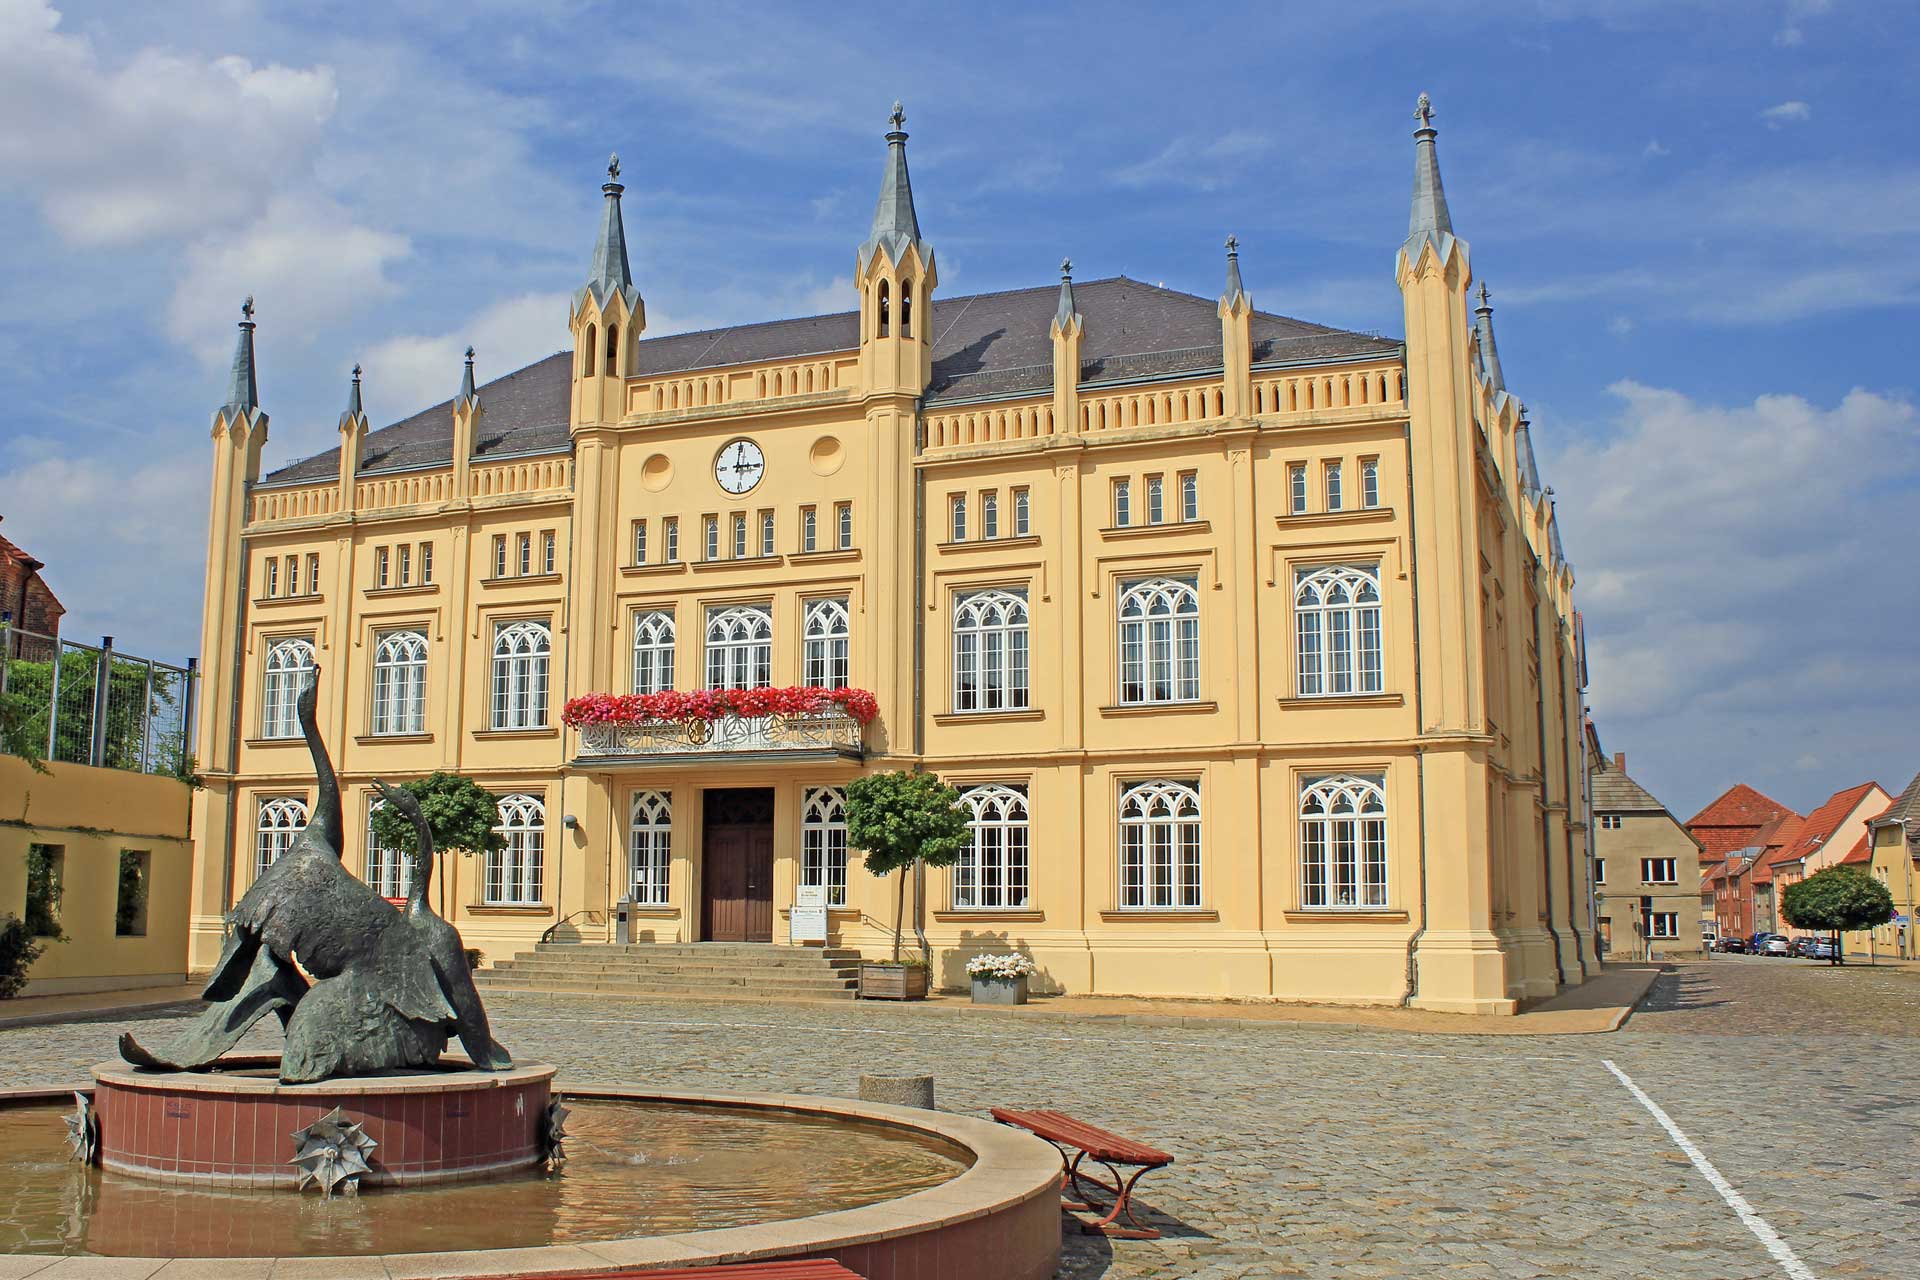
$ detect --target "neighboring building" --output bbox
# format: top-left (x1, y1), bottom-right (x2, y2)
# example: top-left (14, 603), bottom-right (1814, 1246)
top-left (0, 753), bottom-right (193, 994)
top-left (1688, 784), bottom-right (1799, 941)
top-left (184, 98), bottom-right (1597, 1013)
top-left (1845, 771), bottom-right (1918, 957)
top-left (0, 516), bottom-right (65, 647)
top-left (1766, 781), bottom-right (1890, 938)
top-left (1589, 750), bottom-right (1704, 958)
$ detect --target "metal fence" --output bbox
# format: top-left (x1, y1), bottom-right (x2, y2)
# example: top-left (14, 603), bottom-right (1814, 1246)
top-left (0, 623), bottom-right (196, 777)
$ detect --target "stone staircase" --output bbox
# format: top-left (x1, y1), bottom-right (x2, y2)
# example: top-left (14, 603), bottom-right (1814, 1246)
top-left (475, 942), bottom-right (864, 1002)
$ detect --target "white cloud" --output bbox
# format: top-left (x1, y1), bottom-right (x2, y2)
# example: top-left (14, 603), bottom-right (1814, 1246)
top-left (0, 0), bottom-right (337, 247)
top-left (1545, 382), bottom-right (1919, 810)
top-left (358, 291), bottom-right (572, 427)
top-left (1111, 130), bottom-right (1272, 191)
top-left (166, 197), bottom-right (410, 365)
top-left (1761, 101), bottom-right (1812, 128)
top-left (1642, 139), bottom-right (1669, 158)
top-left (1607, 315), bottom-right (1634, 337)
top-left (1775, 0), bottom-right (1832, 47)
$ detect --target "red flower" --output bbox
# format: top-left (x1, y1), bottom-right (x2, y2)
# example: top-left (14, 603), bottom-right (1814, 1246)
top-left (564, 685), bottom-right (881, 728)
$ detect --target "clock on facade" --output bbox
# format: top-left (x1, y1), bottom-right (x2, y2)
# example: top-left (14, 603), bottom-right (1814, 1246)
top-left (714, 438), bottom-right (765, 494)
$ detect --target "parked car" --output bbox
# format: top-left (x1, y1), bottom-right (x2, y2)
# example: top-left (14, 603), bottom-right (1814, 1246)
top-left (1805, 937), bottom-right (1839, 960)
top-left (1761, 936), bottom-right (1793, 957)
top-left (1748, 933), bottom-right (1776, 953)
top-left (1716, 936), bottom-right (1748, 953)
top-left (1790, 937), bottom-right (1819, 957)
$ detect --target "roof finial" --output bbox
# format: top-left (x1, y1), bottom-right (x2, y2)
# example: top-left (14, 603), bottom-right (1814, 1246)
top-left (1474, 282), bottom-right (1506, 391)
top-left (352, 362), bottom-right (362, 381)
top-left (1222, 234), bottom-right (1247, 306)
top-left (1415, 92), bottom-right (1434, 129)
top-left (341, 362), bottom-right (364, 426)
top-left (607, 152), bottom-right (621, 183)
top-left (1054, 254), bottom-right (1080, 330)
top-left (457, 346), bottom-right (479, 411)
top-left (464, 344), bottom-right (475, 364)
top-left (241, 295), bottom-right (255, 326)
top-left (1060, 257), bottom-right (1072, 281)
top-left (1477, 281), bottom-right (1491, 311)
top-left (889, 100), bottom-right (905, 132)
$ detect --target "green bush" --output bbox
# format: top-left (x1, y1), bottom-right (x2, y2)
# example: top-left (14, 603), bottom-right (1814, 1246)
top-left (369, 772), bottom-right (506, 858)
top-left (0, 915), bottom-right (48, 1000)
top-left (846, 770), bottom-right (972, 962)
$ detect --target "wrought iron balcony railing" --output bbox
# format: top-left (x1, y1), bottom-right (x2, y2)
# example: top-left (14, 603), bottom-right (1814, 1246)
top-left (575, 709), bottom-right (864, 759)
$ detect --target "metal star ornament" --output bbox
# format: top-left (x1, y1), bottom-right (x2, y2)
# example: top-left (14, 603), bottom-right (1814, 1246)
top-left (290, 1107), bottom-right (377, 1198)
top-left (542, 1098), bottom-right (571, 1169)
top-left (63, 1092), bottom-right (96, 1164)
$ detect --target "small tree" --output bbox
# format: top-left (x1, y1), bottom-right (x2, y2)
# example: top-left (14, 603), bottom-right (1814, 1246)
top-left (368, 772), bottom-right (506, 860)
top-left (846, 770), bottom-right (972, 962)
top-left (1781, 866), bottom-right (1894, 964)
top-left (0, 914), bottom-right (48, 999)
top-left (0, 691), bottom-right (49, 774)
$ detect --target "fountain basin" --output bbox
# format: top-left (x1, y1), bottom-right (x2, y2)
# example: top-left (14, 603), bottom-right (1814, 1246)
top-left (92, 1056), bottom-right (554, 1188)
top-left (0, 1084), bottom-right (1063, 1278)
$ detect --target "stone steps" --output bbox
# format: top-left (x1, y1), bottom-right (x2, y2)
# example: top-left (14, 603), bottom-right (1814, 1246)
top-left (474, 943), bottom-right (865, 1002)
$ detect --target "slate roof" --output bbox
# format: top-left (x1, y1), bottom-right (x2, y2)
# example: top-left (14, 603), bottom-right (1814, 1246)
top-left (262, 277), bottom-right (1398, 487)
top-left (1589, 760), bottom-right (1669, 815)
top-left (1873, 770), bottom-right (1920, 830)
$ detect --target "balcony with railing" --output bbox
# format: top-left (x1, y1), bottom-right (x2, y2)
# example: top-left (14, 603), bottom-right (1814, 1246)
top-left (565, 688), bottom-right (874, 765)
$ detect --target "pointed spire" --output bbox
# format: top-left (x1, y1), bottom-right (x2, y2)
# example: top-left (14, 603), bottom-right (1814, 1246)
top-left (1514, 400), bottom-right (1542, 497)
top-left (859, 100), bottom-right (932, 272)
top-left (1405, 92), bottom-right (1456, 259)
top-left (338, 363), bottom-right (365, 430)
top-left (456, 346), bottom-right (480, 412)
top-left (224, 296), bottom-right (259, 415)
top-left (1473, 282), bottom-right (1506, 391)
top-left (1222, 234), bottom-right (1247, 307)
top-left (578, 151), bottom-right (641, 314)
top-left (1054, 257), bottom-right (1080, 329)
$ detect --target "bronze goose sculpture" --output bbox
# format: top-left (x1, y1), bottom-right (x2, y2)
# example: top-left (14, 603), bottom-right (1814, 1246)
top-left (278, 780), bottom-right (512, 1081)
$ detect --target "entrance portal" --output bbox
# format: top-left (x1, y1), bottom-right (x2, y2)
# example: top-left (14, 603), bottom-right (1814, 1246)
top-left (701, 788), bottom-right (775, 942)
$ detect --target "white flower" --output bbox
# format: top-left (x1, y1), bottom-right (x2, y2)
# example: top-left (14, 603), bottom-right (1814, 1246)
top-left (965, 952), bottom-right (1036, 979)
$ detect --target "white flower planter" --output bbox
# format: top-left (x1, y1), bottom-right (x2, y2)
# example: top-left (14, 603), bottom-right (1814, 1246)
top-left (970, 975), bottom-right (1029, 1006)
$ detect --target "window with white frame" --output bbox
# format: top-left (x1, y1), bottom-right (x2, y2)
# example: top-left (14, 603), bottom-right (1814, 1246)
top-left (398, 543), bottom-right (411, 586)
top-left (837, 502), bottom-right (853, 549)
top-left (420, 541), bottom-right (434, 584)
top-left (1298, 774), bottom-right (1389, 909)
top-left (1599, 814), bottom-right (1622, 830)
top-left (1113, 478), bottom-right (1132, 527)
top-left (487, 793), bottom-right (544, 905)
top-left (1146, 475), bottom-right (1165, 525)
top-left (1117, 577), bottom-right (1200, 704)
top-left (1180, 472), bottom-right (1199, 522)
top-left (1013, 488), bottom-right (1031, 536)
top-left (732, 514), bottom-right (748, 559)
top-left (376, 546), bottom-right (391, 588)
top-left (1325, 462), bottom-right (1344, 511)
top-left (982, 491), bottom-right (999, 539)
top-left (490, 619), bottom-right (550, 729)
top-left (703, 517), bottom-right (719, 561)
top-left (255, 796), bottom-right (307, 878)
top-left (632, 610), bottom-right (676, 694)
top-left (365, 797), bottom-right (410, 899)
top-left (1642, 857), bottom-right (1677, 885)
top-left (517, 534), bottom-right (532, 576)
top-left (261, 637), bottom-right (316, 738)
top-left (705, 604), bottom-right (773, 690)
top-left (802, 598), bottom-right (851, 689)
top-left (664, 516), bottom-right (680, 562)
top-left (1289, 464), bottom-right (1308, 514)
top-left (1362, 458), bottom-right (1381, 508)
top-left (950, 494), bottom-right (967, 542)
top-left (1294, 564), bottom-right (1384, 696)
top-left (954, 784), bottom-right (1029, 909)
top-left (802, 507), bottom-right (818, 552)
top-left (801, 787), bottom-right (849, 906)
top-left (760, 511), bottom-right (775, 557)
top-left (264, 558), bottom-right (278, 597)
top-left (633, 520), bottom-right (648, 565)
top-left (306, 553), bottom-right (320, 594)
top-left (285, 555), bottom-right (297, 594)
top-left (371, 630), bottom-right (428, 736)
top-left (542, 531), bottom-right (556, 574)
top-left (954, 588), bottom-right (1030, 712)
top-left (1595, 858), bottom-right (1607, 883)
top-left (493, 535), bottom-right (508, 578)
top-left (629, 790), bottom-right (672, 906)
top-left (1650, 912), bottom-right (1678, 939)
top-left (1118, 780), bottom-right (1202, 909)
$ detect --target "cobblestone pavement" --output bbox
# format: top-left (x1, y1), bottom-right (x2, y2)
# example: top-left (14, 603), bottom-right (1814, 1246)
top-left (2, 957), bottom-right (1915, 1279)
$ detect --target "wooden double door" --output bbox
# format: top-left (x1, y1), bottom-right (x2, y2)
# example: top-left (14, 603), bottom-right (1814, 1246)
top-left (701, 788), bottom-right (775, 943)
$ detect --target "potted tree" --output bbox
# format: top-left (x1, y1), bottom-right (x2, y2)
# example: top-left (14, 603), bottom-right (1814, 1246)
top-left (966, 952), bottom-right (1035, 1005)
top-left (845, 770), bottom-right (971, 1000)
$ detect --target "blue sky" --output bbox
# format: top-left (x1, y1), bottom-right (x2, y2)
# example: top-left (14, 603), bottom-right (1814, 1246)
top-left (0, 0), bottom-right (1913, 819)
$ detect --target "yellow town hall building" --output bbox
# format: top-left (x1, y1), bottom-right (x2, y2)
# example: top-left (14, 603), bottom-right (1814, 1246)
top-left (187, 97), bottom-right (1596, 1013)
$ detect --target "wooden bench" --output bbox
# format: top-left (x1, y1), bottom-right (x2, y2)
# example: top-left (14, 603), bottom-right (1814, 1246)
top-left (991, 1106), bottom-right (1174, 1239)
top-left (498, 1261), bottom-right (861, 1279)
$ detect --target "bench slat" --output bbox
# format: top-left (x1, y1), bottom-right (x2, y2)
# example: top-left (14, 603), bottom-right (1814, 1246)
top-left (992, 1107), bottom-right (1173, 1166)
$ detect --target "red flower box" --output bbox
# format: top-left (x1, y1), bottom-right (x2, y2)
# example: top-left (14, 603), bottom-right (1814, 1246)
top-left (563, 686), bottom-right (878, 729)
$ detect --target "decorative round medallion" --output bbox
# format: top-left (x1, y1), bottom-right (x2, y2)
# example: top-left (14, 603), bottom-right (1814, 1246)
top-left (808, 435), bottom-right (844, 476)
top-left (714, 438), bottom-right (765, 494)
top-left (640, 453), bottom-right (674, 492)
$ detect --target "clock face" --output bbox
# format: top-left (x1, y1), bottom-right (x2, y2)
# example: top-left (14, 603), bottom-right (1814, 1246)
top-left (714, 438), bottom-right (765, 494)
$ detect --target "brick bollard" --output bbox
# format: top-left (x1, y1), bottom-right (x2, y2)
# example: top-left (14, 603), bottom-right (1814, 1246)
top-left (860, 1073), bottom-right (936, 1110)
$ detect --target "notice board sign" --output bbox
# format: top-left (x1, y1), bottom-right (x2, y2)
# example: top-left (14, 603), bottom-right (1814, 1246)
top-left (790, 883), bottom-right (828, 944)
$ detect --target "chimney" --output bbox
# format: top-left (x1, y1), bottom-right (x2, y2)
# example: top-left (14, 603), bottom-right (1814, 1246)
top-left (1614, 751), bottom-right (1626, 772)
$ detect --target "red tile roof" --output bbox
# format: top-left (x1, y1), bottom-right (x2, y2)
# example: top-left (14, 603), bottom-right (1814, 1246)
top-left (1749, 814), bottom-right (1807, 885)
top-left (1839, 834), bottom-right (1872, 866)
top-left (1686, 783), bottom-right (1799, 863)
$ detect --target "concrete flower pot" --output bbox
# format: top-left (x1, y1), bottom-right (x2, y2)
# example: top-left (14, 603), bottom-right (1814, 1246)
top-left (970, 975), bottom-right (1029, 1005)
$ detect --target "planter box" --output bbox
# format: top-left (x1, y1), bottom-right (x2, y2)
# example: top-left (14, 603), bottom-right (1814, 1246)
top-left (970, 975), bottom-right (1029, 1006)
top-left (860, 962), bottom-right (929, 1001)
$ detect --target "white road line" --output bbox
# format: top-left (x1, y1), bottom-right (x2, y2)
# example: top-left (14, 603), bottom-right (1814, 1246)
top-left (1601, 1059), bottom-right (1817, 1280)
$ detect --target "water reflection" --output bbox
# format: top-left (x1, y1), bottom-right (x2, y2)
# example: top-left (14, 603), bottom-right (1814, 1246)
top-left (0, 1100), bottom-right (967, 1258)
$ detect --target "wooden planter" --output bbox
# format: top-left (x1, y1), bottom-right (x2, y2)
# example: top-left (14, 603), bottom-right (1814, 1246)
top-left (859, 962), bottom-right (929, 1001)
